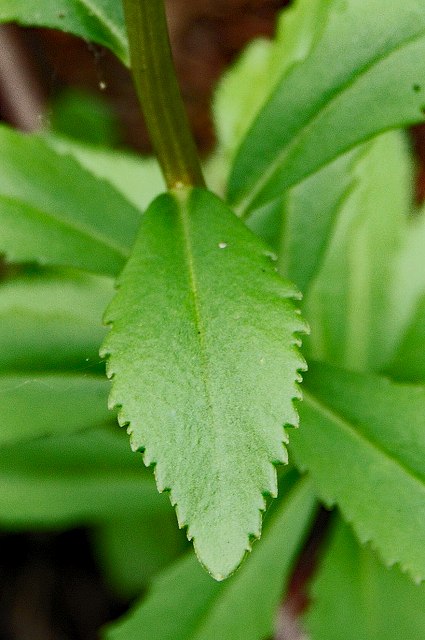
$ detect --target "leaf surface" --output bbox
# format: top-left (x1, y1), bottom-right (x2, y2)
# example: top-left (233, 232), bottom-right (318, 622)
top-left (385, 295), bottom-right (425, 383)
top-left (0, 373), bottom-right (110, 445)
top-left (305, 518), bottom-right (425, 640)
top-left (101, 187), bottom-right (306, 580)
top-left (304, 131), bottom-right (412, 369)
top-left (291, 361), bottom-right (425, 581)
top-left (0, 0), bottom-right (128, 64)
top-left (95, 514), bottom-right (186, 597)
top-left (104, 473), bottom-right (316, 640)
top-left (277, 149), bottom-right (360, 294)
top-left (0, 126), bottom-right (140, 275)
top-left (45, 134), bottom-right (165, 211)
top-left (0, 274), bottom-right (111, 372)
top-left (228, 0), bottom-right (425, 214)
top-left (0, 427), bottom-right (169, 527)
top-left (214, 0), bottom-right (329, 164)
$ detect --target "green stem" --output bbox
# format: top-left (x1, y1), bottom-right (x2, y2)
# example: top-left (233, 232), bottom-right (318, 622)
top-left (123, 0), bottom-right (205, 189)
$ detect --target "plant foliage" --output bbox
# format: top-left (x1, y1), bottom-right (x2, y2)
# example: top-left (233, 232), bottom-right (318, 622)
top-left (0, 0), bottom-right (425, 637)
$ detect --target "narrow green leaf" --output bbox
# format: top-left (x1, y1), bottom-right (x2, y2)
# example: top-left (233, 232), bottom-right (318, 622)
top-left (101, 187), bottom-right (306, 580)
top-left (305, 518), bottom-right (425, 640)
top-left (385, 295), bottom-right (425, 383)
top-left (0, 126), bottom-right (140, 275)
top-left (104, 473), bottom-right (316, 640)
top-left (0, 427), bottom-right (169, 528)
top-left (384, 206), bottom-right (425, 353)
top-left (0, 0), bottom-right (128, 65)
top-left (228, 0), bottom-right (425, 214)
top-left (0, 373), bottom-right (110, 445)
top-left (291, 361), bottom-right (425, 582)
top-left (277, 149), bottom-right (361, 294)
top-left (214, 0), bottom-right (329, 164)
top-left (304, 131), bottom-right (412, 370)
top-left (0, 273), bottom-right (111, 372)
top-left (95, 515), bottom-right (186, 597)
top-left (45, 134), bottom-right (165, 212)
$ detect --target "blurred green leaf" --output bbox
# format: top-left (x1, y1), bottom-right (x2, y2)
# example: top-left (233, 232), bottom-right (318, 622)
top-left (0, 373), bottom-right (109, 445)
top-left (0, 273), bottom-right (111, 372)
top-left (385, 295), bottom-right (425, 383)
top-left (94, 515), bottom-right (186, 598)
top-left (0, 427), bottom-right (169, 528)
top-left (0, 125), bottom-right (140, 275)
top-left (0, 0), bottom-right (128, 64)
top-left (291, 361), bottom-right (425, 582)
top-left (49, 89), bottom-right (119, 146)
top-left (45, 134), bottom-right (165, 211)
top-left (304, 131), bottom-right (412, 370)
top-left (214, 0), bottom-right (329, 163)
top-left (305, 518), bottom-right (425, 640)
top-left (228, 0), bottom-right (425, 214)
top-left (104, 473), bottom-right (316, 640)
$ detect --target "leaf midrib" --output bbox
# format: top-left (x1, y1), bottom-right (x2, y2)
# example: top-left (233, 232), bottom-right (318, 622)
top-left (0, 194), bottom-right (128, 262)
top-left (302, 388), bottom-right (425, 490)
top-left (175, 194), bottom-right (224, 490)
top-left (236, 26), bottom-right (425, 215)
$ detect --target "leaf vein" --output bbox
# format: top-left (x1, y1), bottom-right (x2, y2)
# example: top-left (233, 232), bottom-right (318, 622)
top-left (237, 26), bottom-right (425, 214)
top-left (303, 389), bottom-right (425, 490)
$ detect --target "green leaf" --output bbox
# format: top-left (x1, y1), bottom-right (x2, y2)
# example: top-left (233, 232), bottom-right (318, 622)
top-left (291, 361), bottom-right (425, 582)
top-left (104, 473), bottom-right (316, 640)
top-left (94, 515), bottom-right (186, 598)
top-left (385, 295), bottom-right (425, 383)
top-left (101, 187), bottom-right (306, 580)
top-left (214, 0), bottom-right (329, 163)
top-left (0, 427), bottom-right (169, 528)
top-left (0, 373), bottom-right (110, 446)
top-left (0, 125), bottom-right (141, 275)
top-left (50, 89), bottom-right (120, 146)
top-left (228, 0), bottom-right (425, 214)
top-left (0, 0), bottom-right (128, 65)
top-left (44, 134), bottom-right (165, 212)
top-left (384, 206), bottom-right (425, 354)
top-left (277, 149), bottom-right (361, 294)
top-left (0, 273), bottom-right (112, 372)
top-left (304, 131), bottom-right (412, 370)
top-left (305, 517), bottom-right (425, 640)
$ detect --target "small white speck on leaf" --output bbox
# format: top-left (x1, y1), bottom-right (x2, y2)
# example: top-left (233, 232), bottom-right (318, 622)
top-left (218, 242), bottom-right (228, 249)
top-left (99, 81), bottom-right (107, 90)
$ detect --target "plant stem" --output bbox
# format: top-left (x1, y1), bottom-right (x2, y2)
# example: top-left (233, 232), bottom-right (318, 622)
top-left (122, 0), bottom-right (205, 189)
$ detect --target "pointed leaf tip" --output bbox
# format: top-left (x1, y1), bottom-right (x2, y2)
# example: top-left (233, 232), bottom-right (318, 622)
top-left (101, 187), bottom-right (307, 578)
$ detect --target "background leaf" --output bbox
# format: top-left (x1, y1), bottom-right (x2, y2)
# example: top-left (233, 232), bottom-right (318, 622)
top-left (0, 427), bottom-right (169, 528)
top-left (304, 131), bottom-right (412, 370)
top-left (385, 295), bottom-right (425, 383)
top-left (228, 0), bottom-right (425, 215)
top-left (276, 149), bottom-right (361, 295)
top-left (0, 273), bottom-right (111, 372)
top-left (214, 0), bottom-right (329, 165)
top-left (45, 134), bottom-right (165, 212)
top-left (0, 0), bottom-right (128, 64)
top-left (304, 517), bottom-right (425, 640)
top-left (0, 373), bottom-right (110, 446)
top-left (102, 187), bottom-right (306, 580)
top-left (94, 515), bottom-right (186, 598)
top-left (104, 473), bottom-right (316, 640)
top-left (291, 361), bottom-right (425, 582)
top-left (0, 126), bottom-right (141, 276)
